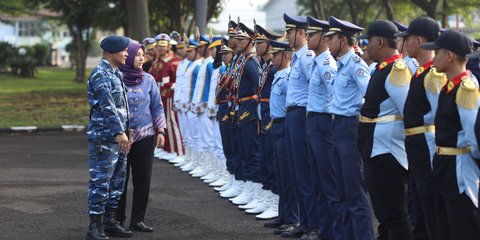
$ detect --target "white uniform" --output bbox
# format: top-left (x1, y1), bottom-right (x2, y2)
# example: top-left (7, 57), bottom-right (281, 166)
top-left (191, 56), bottom-right (214, 153)
top-left (173, 58), bottom-right (190, 147)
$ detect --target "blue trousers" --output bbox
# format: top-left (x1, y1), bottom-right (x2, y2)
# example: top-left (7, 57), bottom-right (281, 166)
top-left (306, 113), bottom-right (342, 239)
top-left (333, 116), bottom-right (373, 240)
top-left (285, 107), bottom-right (317, 229)
top-left (219, 122), bottom-right (234, 174)
top-left (88, 139), bottom-right (127, 215)
top-left (238, 120), bottom-right (261, 182)
top-left (259, 132), bottom-right (276, 193)
top-left (228, 122), bottom-right (244, 180)
top-left (272, 120), bottom-right (298, 224)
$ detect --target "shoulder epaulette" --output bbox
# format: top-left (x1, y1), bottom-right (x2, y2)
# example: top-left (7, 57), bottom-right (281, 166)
top-left (456, 76), bottom-right (479, 110)
top-left (424, 67), bottom-right (447, 94)
top-left (389, 59), bottom-right (411, 87)
top-left (353, 55), bottom-right (361, 63)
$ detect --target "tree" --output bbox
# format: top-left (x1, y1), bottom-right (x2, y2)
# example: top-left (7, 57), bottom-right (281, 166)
top-left (125, 0), bottom-right (150, 40)
top-left (29, 0), bottom-right (112, 82)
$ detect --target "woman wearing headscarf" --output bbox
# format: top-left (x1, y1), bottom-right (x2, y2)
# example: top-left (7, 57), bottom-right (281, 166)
top-left (117, 40), bottom-right (166, 232)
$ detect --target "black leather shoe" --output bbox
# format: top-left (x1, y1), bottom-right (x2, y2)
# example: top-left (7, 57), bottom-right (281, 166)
top-left (86, 215), bottom-right (109, 240)
top-left (274, 223), bottom-right (299, 235)
top-left (103, 209), bottom-right (133, 238)
top-left (264, 218), bottom-right (282, 228)
top-left (299, 230), bottom-right (319, 240)
top-left (281, 225), bottom-right (305, 238)
top-left (129, 222), bottom-right (154, 232)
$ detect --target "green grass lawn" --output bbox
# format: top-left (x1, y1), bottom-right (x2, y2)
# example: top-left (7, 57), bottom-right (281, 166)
top-left (0, 67), bottom-right (90, 127)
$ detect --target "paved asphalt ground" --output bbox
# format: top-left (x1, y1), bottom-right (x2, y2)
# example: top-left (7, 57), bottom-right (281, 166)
top-left (0, 132), bottom-right (283, 240)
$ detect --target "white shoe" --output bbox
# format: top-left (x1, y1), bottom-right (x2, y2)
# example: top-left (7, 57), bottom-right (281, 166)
top-left (214, 174), bottom-right (234, 191)
top-left (220, 180), bottom-right (243, 198)
top-left (154, 148), bottom-right (168, 158)
top-left (239, 186), bottom-right (264, 209)
top-left (255, 205), bottom-right (278, 219)
top-left (163, 152), bottom-right (178, 161)
top-left (210, 175), bottom-right (228, 187)
top-left (230, 181), bottom-right (253, 205)
top-left (169, 155), bottom-right (184, 164)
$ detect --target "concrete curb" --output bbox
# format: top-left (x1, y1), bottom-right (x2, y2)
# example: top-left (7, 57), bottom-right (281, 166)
top-left (0, 125), bottom-right (86, 133)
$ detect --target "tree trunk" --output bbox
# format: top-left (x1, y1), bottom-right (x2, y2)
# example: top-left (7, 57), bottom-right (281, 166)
top-left (195, 0), bottom-right (207, 34)
top-left (441, 0), bottom-right (449, 28)
top-left (318, 0), bottom-right (325, 20)
top-left (310, 0), bottom-right (318, 18)
top-left (125, 0), bottom-right (150, 40)
top-left (382, 0), bottom-right (395, 20)
top-left (70, 26), bottom-right (88, 83)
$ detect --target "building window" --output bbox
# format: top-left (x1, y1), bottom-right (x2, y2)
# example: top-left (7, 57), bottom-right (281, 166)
top-left (18, 21), bottom-right (40, 37)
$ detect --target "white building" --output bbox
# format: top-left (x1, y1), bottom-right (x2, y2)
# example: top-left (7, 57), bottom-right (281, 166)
top-left (0, 11), bottom-right (72, 66)
top-left (259, 0), bottom-right (299, 32)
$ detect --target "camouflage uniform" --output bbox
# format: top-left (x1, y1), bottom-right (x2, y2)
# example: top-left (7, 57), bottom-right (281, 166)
top-left (87, 58), bottom-right (129, 215)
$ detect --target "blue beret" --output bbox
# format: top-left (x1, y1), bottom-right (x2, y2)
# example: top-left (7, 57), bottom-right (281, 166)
top-left (100, 35), bottom-right (130, 53)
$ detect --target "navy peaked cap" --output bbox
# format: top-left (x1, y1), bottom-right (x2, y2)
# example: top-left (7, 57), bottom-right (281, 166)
top-left (100, 35), bottom-right (130, 53)
top-left (255, 24), bottom-right (282, 41)
top-left (306, 16), bottom-right (330, 33)
top-left (269, 39), bottom-right (293, 54)
top-left (325, 16), bottom-right (364, 36)
top-left (283, 13), bottom-right (308, 31)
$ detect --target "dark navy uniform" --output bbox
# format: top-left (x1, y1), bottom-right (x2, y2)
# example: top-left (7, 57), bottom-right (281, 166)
top-left (282, 13), bottom-right (316, 233)
top-left (268, 40), bottom-right (298, 228)
top-left (422, 30), bottom-right (480, 240)
top-left (305, 16), bottom-right (341, 240)
top-left (358, 20), bottom-right (412, 240)
top-left (253, 23), bottom-right (282, 198)
top-left (326, 16), bottom-right (373, 240)
top-left (232, 23), bottom-right (261, 184)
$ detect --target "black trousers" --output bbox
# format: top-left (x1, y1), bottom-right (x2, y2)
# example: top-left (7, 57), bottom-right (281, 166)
top-left (364, 153), bottom-right (413, 240)
top-left (405, 133), bottom-right (438, 240)
top-left (434, 192), bottom-right (480, 240)
top-left (118, 135), bottom-right (155, 224)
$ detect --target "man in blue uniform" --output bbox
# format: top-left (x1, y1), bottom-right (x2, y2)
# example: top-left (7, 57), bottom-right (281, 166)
top-left (358, 20), bottom-right (412, 240)
top-left (396, 17), bottom-right (442, 240)
top-left (281, 13), bottom-right (315, 238)
top-left (241, 22), bottom-right (282, 219)
top-left (86, 35), bottom-right (133, 240)
top-left (265, 39), bottom-right (297, 232)
top-left (227, 22), bottom-right (261, 206)
top-left (304, 16), bottom-right (340, 240)
top-left (422, 30), bottom-right (480, 240)
top-left (325, 16), bottom-right (373, 240)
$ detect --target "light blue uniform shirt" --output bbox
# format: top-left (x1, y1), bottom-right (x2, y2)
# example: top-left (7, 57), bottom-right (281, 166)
top-left (286, 45), bottom-right (314, 107)
top-left (307, 50), bottom-right (336, 113)
top-left (270, 67), bottom-right (290, 119)
top-left (404, 55), bottom-right (419, 75)
top-left (330, 49), bottom-right (370, 116)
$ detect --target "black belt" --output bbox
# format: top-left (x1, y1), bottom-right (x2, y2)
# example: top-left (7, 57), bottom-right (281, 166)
top-left (306, 112), bottom-right (330, 118)
top-left (331, 114), bottom-right (354, 120)
top-left (272, 117), bottom-right (285, 123)
top-left (286, 106), bottom-right (306, 112)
